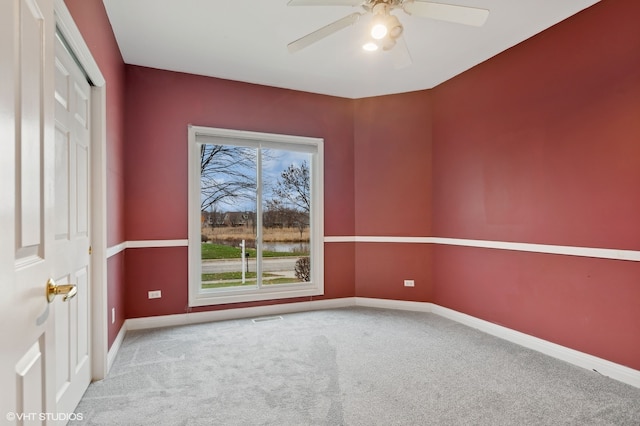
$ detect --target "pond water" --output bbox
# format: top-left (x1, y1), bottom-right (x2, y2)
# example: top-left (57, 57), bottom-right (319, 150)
top-left (262, 242), bottom-right (310, 254)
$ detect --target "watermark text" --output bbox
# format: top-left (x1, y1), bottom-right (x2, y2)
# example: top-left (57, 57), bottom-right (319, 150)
top-left (5, 412), bottom-right (83, 422)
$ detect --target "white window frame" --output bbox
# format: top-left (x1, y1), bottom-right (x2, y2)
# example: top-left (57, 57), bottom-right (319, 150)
top-left (188, 125), bottom-right (324, 307)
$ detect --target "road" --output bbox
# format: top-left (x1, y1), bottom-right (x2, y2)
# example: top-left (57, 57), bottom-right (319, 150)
top-left (202, 257), bottom-right (299, 274)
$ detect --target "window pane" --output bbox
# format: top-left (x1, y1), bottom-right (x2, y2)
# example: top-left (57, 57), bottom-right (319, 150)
top-left (200, 144), bottom-right (258, 290)
top-left (190, 125), bottom-right (323, 306)
top-left (262, 149), bottom-right (312, 284)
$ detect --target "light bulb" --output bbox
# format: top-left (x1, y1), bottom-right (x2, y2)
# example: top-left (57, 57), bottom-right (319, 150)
top-left (371, 23), bottom-right (388, 40)
top-left (362, 41), bottom-right (379, 51)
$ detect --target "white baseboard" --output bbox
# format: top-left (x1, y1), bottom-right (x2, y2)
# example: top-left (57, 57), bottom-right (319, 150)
top-left (355, 297), bottom-right (433, 312)
top-left (429, 304), bottom-right (640, 389)
top-left (105, 296), bottom-right (640, 390)
top-left (106, 323), bottom-right (127, 374)
top-left (125, 297), bottom-right (356, 331)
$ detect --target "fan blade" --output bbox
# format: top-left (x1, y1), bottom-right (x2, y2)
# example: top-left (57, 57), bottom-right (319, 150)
top-left (288, 12), bottom-right (362, 53)
top-left (392, 36), bottom-right (412, 69)
top-left (288, 0), bottom-right (362, 6)
top-left (402, 1), bottom-right (489, 27)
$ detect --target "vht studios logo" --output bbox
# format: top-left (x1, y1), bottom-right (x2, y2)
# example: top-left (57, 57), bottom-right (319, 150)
top-left (6, 412), bottom-right (83, 422)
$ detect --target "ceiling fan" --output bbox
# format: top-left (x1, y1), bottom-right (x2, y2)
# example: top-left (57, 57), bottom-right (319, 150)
top-left (287, 0), bottom-right (489, 66)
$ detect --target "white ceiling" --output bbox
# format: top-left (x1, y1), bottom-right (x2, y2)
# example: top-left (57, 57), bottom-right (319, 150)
top-left (102, 0), bottom-right (599, 99)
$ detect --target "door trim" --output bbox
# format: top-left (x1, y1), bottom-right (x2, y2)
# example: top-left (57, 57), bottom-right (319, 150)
top-left (54, 0), bottom-right (109, 380)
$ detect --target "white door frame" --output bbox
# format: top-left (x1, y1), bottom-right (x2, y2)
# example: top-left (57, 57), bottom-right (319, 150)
top-left (54, 0), bottom-right (109, 381)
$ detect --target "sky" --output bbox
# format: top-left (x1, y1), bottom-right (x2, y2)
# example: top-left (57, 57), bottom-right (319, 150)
top-left (202, 145), bottom-right (311, 213)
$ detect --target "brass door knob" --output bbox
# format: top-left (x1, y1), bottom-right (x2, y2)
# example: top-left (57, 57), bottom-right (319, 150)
top-left (46, 278), bottom-right (77, 303)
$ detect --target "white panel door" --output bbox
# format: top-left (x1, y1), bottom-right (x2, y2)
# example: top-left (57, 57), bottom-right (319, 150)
top-left (0, 0), bottom-right (56, 422)
top-left (0, 0), bottom-right (91, 424)
top-left (52, 32), bottom-right (92, 418)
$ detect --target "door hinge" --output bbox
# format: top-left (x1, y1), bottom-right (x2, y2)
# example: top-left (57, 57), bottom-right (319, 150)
top-left (89, 245), bottom-right (92, 255)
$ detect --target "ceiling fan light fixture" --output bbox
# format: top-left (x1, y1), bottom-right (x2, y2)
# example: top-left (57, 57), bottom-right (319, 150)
top-left (287, 0), bottom-right (490, 64)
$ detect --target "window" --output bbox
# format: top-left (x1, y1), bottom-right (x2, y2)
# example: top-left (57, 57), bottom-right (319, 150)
top-left (188, 126), bottom-right (324, 306)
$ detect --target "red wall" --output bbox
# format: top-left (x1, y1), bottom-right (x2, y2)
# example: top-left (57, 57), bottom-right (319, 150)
top-left (66, 0), bottom-right (640, 372)
top-left (353, 92), bottom-right (433, 301)
top-left (123, 66), bottom-right (356, 317)
top-left (64, 0), bottom-right (127, 348)
top-left (431, 0), bottom-right (640, 369)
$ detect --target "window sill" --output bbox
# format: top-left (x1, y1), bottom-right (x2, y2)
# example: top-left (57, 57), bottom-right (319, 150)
top-left (188, 283), bottom-right (323, 307)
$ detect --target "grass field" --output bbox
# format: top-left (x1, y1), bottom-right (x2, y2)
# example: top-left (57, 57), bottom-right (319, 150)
top-left (201, 276), bottom-right (299, 289)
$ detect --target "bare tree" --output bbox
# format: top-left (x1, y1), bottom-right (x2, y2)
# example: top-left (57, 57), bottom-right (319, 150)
top-left (200, 144), bottom-right (256, 212)
top-left (266, 161), bottom-right (310, 239)
top-left (272, 161), bottom-right (310, 214)
top-left (263, 200), bottom-right (297, 227)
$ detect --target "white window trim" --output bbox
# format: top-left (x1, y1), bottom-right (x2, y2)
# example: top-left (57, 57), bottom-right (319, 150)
top-left (188, 125), bottom-right (324, 307)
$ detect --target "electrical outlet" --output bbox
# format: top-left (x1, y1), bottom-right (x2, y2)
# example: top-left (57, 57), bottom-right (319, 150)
top-left (404, 279), bottom-right (415, 287)
top-left (148, 290), bottom-right (162, 299)
top-left (111, 307), bottom-right (115, 324)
